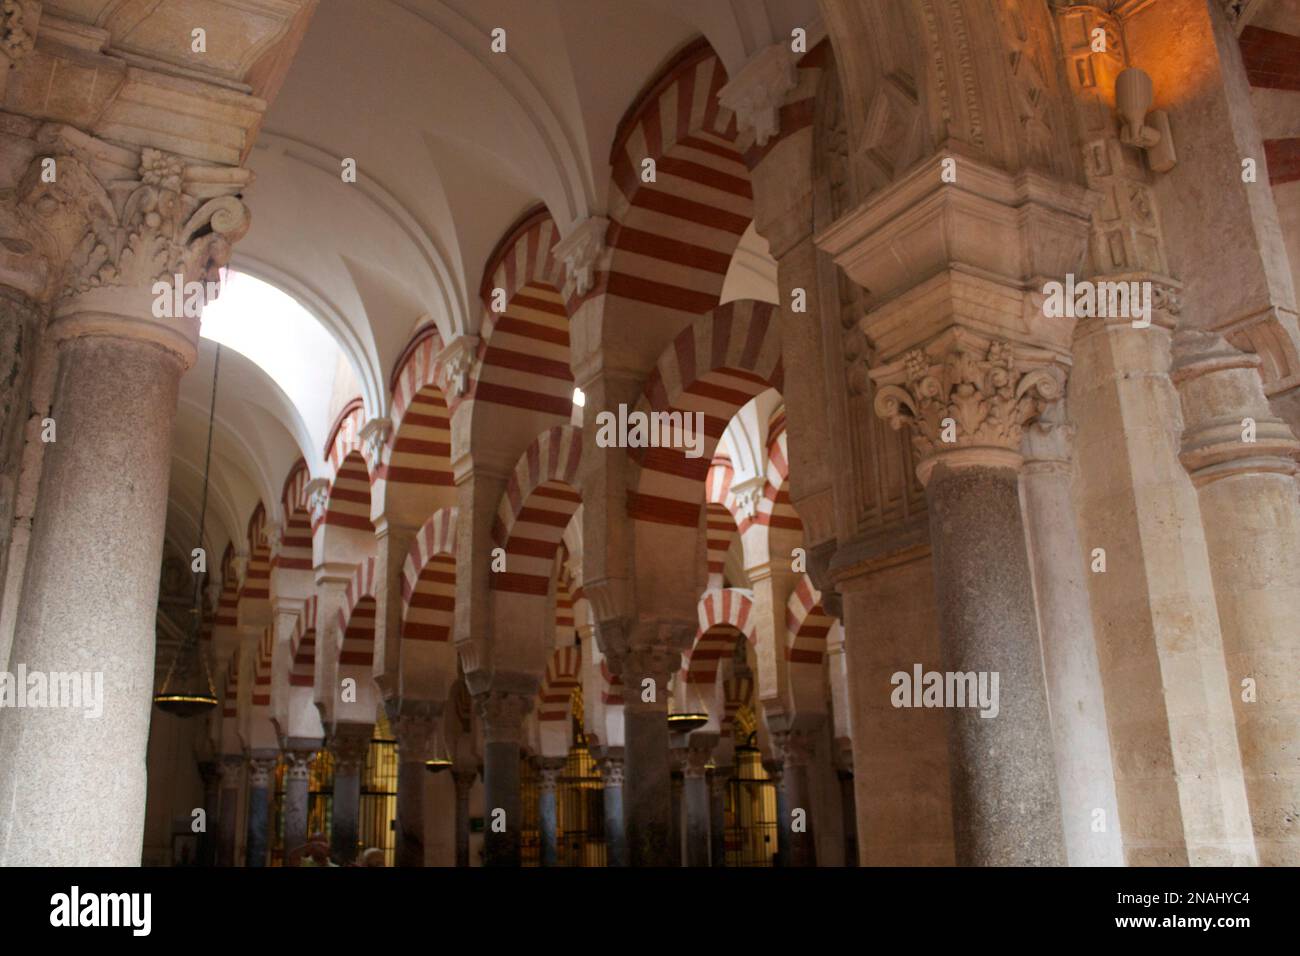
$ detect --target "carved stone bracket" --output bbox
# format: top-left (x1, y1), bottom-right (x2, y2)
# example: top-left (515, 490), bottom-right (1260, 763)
top-left (360, 417), bottom-right (391, 468)
top-left (553, 216), bottom-right (608, 298)
top-left (436, 334), bottom-right (479, 398)
top-left (718, 42), bottom-right (798, 148)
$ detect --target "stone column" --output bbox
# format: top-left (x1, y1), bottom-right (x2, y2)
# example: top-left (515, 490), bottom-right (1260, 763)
top-left (244, 755), bottom-right (276, 868)
top-left (216, 755), bottom-right (242, 867)
top-left (872, 340), bottom-right (1067, 866)
top-left (329, 727), bottom-right (371, 864)
top-left (538, 757), bottom-right (565, 866)
top-left (0, 142), bottom-right (250, 866)
top-left (621, 643), bottom-right (678, 866)
top-left (683, 742), bottom-right (713, 867)
top-left (453, 767), bottom-right (476, 867)
top-left (392, 706), bottom-right (438, 867)
top-left (1020, 401), bottom-right (1124, 866)
top-left (281, 749), bottom-right (314, 859)
top-left (708, 766), bottom-right (728, 867)
top-left (599, 750), bottom-right (627, 867)
top-left (477, 690), bottom-right (530, 867)
top-left (1173, 331), bottom-right (1300, 866)
top-left (764, 758), bottom-right (789, 867)
top-left (776, 730), bottom-right (818, 867)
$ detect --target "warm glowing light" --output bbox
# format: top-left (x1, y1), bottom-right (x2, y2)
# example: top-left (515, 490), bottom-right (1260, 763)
top-left (572, 386), bottom-right (586, 407)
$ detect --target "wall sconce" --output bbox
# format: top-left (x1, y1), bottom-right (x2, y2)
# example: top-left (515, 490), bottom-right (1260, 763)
top-left (1115, 67), bottom-right (1177, 173)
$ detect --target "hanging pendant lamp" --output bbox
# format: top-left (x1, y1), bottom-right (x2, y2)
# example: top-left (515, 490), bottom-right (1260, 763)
top-left (154, 344), bottom-right (223, 718)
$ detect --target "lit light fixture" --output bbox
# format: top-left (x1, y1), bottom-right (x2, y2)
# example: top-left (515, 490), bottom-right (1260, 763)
top-left (572, 386), bottom-right (585, 408)
top-left (1115, 67), bottom-right (1176, 173)
top-left (154, 345), bottom-right (223, 718)
top-left (667, 712), bottom-right (708, 734)
top-left (424, 757), bottom-right (453, 774)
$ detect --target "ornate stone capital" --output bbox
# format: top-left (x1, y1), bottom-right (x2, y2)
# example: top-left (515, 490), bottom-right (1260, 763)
top-left (599, 755), bottom-right (624, 788)
top-left (718, 43), bottom-right (797, 148)
top-left (283, 749), bottom-right (314, 782)
top-left (775, 730), bottom-right (817, 769)
top-left (218, 754), bottom-right (243, 784)
top-left (475, 690), bottom-right (532, 745)
top-left (872, 336), bottom-right (1063, 484)
top-left (685, 742), bottom-right (714, 779)
top-left (329, 726), bottom-right (372, 775)
top-left (247, 756), bottom-right (277, 788)
top-left (436, 334), bottom-right (479, 398)
top-left (538, 757), bottom-right (566, 792)
top-left (392, 713), bottom-right (438, 762)
top-left (553, 215), bottom-right (608, 298)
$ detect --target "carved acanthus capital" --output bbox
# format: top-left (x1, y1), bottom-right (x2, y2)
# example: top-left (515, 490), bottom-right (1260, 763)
top-left (553, 216), bottom-right (608, 298)
top-left (872, 337), bottom-right (1063, 483)
top-left (218, 754), bottom-right (243, 784)
top-left (436, 334), bottom-right (479, 398)
top-left (538, 757), bottom-right (566, 792)
top-left (599, 755), bottom-right (625, 787)
top-left (718, 42), bottom-right (797, 148)
top-left (475, 690), bottom-right (532, 744)
top-left (392, 714), bottom-right (439, 762)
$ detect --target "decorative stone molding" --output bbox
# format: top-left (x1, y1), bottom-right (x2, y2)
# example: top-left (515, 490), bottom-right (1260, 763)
top-left (1171, 330), bottom-right (1300, 485)
top-left (359, 417), bottom-right (391, 466)
top-left (872, 337), bottom-right (1063, 482)
top-left (553, 216), bottom-right (608, 298)
top-left (475, 690), bottom-right (531, 745)
top-left (718, 43), bottom-right (797, 148)
top-left (435, 334), bottom-right (479, 398)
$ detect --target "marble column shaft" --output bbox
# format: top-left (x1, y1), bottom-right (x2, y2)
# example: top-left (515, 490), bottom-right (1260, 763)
top-left (282, 749), bottom-right (314, 859)
top-left (621, 645), bottom-right (676, 866)
top-left (778, 731), bottom-right (818, 867)
top-left (538, 757), bottom-right (564, 866)
top-left (478, 690), bottom-right (529, 867)
top-left (600, 752), bottom-right (627, 867)
top-left (683, 747), bottom-right (711, 868)
top-left (245, 757), bottom-right (275, 868)
top-left (453, 768), bottom-right (476, 867)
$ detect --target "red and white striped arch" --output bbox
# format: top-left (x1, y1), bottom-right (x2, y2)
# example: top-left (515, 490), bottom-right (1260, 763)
top-left (786, 575), bottom-right (834, 666)
top-left (337, 556), bottom-right (378, 669)
top-left (538, 645), bottom-right (582, 723)
top-left (555, 542), bottom-right (577, 647)
top-left (628, 299), bottom-right (783, 529)
top-left (277, 459), bottom-right (313, 572)
top-left (252, 625), bottom-right (273, 710)
top-left (399, 506), bottom-right (457, 643)
top-left (705, 453), bottom-right (738, 588)
top-left (241, 503), bottom-right (271, 606)
top-left (216, 543), bottom-right (239, 627)
top-left (468, 208), bottom-right (572, 421)
top-left (289, 596), bottom-right (318, 688)
top-left (322, 399), bottom-right (374, 533)
top-left (683, 587), bottom-right (756, 684)
top-left (222, 653), bottom-right (239, 720)
top-left (490, 425), bottom-right (583, 597)
top-left (382, 325), bottom-right (455, 495)
top-left (596, 39), bottom-right (750, 319)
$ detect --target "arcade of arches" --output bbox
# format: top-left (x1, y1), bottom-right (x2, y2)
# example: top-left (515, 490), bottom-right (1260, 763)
top-left (0, 0), bottom-right (1298, 868)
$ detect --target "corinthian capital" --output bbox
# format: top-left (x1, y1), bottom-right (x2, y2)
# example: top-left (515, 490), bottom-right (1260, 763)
top-left (873, 336), bottom-right (1063, 483)
top-left (475, 690), bottom-right (532, 744)
top-left (1, 1), bottom-right (38, 68)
